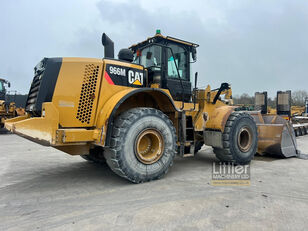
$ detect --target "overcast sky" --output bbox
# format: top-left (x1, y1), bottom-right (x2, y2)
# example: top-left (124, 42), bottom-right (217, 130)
top-left (1, 0), bottom-right (307, 97)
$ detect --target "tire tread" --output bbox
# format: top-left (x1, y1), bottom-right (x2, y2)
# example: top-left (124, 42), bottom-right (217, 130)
top-left (105, 107), bottom-right (176, 183)
top-left (213, 111), bottom-right (257, 164)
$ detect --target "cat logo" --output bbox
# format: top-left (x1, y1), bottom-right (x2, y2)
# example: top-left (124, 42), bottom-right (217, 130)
top-left (128, 70), bottom-right (143, 86)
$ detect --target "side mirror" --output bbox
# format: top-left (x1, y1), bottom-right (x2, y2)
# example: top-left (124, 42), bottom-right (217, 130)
top-left (8, 82), bottom-right (11, 88)
top-left (192, 47), bottom-right (197, 61)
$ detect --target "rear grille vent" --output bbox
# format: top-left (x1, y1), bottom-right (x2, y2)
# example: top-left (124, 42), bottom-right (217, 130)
top-left (76, 64), bottom-right (99, 124)
top-left (26, 71), bottom-right (44, 113)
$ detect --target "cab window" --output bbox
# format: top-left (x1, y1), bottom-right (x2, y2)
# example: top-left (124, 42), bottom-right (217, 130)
top-left (133, 45), bottom-right (162, 70)
top-left (0, 82), bottom-right (3, 92)
top-left (167, 44), bottom-right (188, 80)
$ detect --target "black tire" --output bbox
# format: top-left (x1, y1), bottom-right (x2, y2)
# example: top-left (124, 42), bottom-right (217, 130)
top-left (213, 112), bottom-right (258, 165)
top-left (105, 107), bottom-right (176, 183)
top-left (80, 146), bottom-right (106, 164)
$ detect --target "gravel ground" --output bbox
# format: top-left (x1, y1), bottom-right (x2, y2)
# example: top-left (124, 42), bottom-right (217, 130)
top-left (0, 133), bottom-right (307, 231)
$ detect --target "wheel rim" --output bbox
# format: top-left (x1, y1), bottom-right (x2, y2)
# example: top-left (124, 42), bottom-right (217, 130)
top-left (237, 127), bottom-right (253, 152)
top-left (135, 129), bottom-right (164, 164)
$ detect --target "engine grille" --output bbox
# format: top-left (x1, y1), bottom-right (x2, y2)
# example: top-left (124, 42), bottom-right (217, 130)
top-left (25, 58), bottom-right (62, 116)
top-left (76, 64), bottom-right (99, 124)
top-left (25, 65), bottom-right (45, 113)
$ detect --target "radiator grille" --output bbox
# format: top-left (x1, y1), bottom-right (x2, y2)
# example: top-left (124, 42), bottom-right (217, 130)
top-left (26, 68), bottom-right (44, 113)
top-left (76, 64), bottom-right (99, 124)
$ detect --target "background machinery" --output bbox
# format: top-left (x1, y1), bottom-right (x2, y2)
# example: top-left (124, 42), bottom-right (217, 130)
top-left (305, 97), bottom-right (308, 116)
top-left (0, 78), bottom-right (25, 128)
top-left (255, 91), bottom-right (308, 138)
top-left (5, 31), bottom-right (298, 183)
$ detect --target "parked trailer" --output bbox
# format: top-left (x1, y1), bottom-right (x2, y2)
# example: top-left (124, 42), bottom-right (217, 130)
top-left (293, 123), bottom-right (308, 137)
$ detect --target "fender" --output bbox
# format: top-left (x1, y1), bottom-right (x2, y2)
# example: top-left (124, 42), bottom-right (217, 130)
top-left (96, 88), bottom-right (179, 146)
top-left (205, 105), bottom-right (236, 132)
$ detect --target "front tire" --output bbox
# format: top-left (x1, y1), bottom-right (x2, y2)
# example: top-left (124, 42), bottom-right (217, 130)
top-left (105, 108), bottom-right (176, 183)
top-left (213, 112), bottom-right (258, 164)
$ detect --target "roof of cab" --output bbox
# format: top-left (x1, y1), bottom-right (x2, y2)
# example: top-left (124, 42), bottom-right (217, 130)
top-left (129, 32), bottom-right (199, 51)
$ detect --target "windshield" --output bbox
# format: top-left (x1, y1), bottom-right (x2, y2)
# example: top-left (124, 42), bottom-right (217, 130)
top-left (133, 45), bottom-right (162, 69)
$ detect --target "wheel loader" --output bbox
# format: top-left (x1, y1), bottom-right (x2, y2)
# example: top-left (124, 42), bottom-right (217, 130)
top-left (5, 31), bottom-right (298, 183)
top-left (0, 78), bottom-right (25, 128)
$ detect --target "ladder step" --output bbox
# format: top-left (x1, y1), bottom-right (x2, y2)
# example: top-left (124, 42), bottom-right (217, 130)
top-left (183, 153), bottom-right (194, 158)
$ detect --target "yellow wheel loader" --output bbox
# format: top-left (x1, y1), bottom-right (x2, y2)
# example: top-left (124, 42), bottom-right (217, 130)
top-left (0, 78), bottom-right (25, 128)
top-left (5, 31), bottom-right (298, 183)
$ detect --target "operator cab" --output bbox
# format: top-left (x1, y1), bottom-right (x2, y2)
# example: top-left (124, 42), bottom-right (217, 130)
top-left (130, 30), bottom-right (199, 102)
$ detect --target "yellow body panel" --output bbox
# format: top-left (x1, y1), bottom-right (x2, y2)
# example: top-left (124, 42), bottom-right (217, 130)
top-left (204, 105), bottom-right (235, 131)
top-left (95, 87), bottom-right (136, 145)
top-left (52, 57), bottom-right (104, 127)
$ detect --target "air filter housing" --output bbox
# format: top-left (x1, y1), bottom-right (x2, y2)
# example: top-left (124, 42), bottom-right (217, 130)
top-left (118, 49), bottom-right (134, 62)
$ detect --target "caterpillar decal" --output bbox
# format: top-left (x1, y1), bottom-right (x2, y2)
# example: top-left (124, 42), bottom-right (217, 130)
top-left (105, 64), bottom-right (144, 87)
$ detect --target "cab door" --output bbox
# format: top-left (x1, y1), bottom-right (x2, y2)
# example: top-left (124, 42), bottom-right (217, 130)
top-left (162, 43), bottom-right (192, 102)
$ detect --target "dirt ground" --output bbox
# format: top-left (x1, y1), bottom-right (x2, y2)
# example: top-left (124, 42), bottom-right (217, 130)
top-left (0, 133), bottom-right (307, 231)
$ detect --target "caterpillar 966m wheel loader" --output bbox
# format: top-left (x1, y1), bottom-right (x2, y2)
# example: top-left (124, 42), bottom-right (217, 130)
top-left (0, 78), bottom-right (25, 128)
top-left (5, 31), bottom-right (298, 183)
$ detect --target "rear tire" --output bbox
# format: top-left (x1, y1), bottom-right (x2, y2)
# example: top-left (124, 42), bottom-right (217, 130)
top-left (213, 112), bottom-right (258, 164)
top-left (105, 107), bottom-right (176, 183)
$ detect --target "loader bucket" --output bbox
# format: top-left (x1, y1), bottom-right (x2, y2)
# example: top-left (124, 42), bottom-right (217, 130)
top-left (248, 112), bottom-right (298, 158)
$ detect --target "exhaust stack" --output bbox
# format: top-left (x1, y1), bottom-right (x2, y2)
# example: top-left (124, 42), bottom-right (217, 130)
top-left (102, 33), bottom-right (114, 59)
